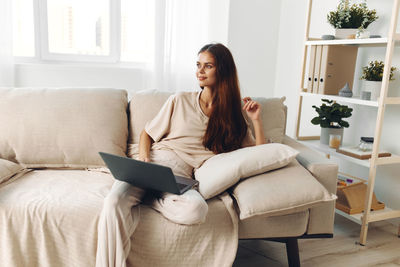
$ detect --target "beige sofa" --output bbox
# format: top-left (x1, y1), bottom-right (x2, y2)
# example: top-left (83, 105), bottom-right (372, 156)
top-left (0, 88), bottom-right (337, 267)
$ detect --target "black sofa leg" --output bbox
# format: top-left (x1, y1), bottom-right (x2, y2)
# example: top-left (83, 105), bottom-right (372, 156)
top-left (286, 238), bottom-right (300, 267)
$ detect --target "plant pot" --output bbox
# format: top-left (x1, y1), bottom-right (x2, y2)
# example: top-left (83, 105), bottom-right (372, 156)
top-left (335, 28), bottom-right (358, 39)
top-left (320, 127), bottom-right (344, 145)
top-left (364, 80), bottom-right (382, 101)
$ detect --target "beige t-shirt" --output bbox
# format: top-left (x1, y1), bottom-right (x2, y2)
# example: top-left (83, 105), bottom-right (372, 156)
top-left (145, 91), bottom-right (255, 169)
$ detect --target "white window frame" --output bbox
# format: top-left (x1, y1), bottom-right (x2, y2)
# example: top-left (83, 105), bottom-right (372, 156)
top-left (33, 0), bottom-right (121, 63)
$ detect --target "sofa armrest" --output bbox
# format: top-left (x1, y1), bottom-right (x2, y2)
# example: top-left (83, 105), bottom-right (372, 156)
top-left (282, 135), bottom-right (338, 194)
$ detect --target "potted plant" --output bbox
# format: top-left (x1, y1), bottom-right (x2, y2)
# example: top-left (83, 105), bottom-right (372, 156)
top-left (361, 60), bottom-right (396, 100)
top-left (327, 0), bottom-right (378, 39)
top-left (311, 99), bottom-right (353, 145)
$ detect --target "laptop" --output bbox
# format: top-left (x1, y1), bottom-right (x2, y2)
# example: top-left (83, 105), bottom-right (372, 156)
top-left (99, 152), bottom-right (198, 195)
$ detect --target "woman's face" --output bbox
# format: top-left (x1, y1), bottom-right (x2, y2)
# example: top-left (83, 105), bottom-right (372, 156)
top-left (196, 51), bottom-right (217, 89)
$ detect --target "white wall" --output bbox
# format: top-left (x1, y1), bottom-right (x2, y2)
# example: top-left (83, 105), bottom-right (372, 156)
top-left (227, 0), bottom-right (281, 98)
top-left (275, 0), bottom-right (400, 219)
top-left (15, 63), bottom-right (146, 95)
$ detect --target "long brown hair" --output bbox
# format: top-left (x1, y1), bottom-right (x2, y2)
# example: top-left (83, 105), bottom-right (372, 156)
top-left (199, 43), bottom-right (247, 154)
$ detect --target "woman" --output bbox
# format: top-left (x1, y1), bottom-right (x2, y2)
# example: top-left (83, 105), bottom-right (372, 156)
top-left (96, 43), bottom-right (266, 267)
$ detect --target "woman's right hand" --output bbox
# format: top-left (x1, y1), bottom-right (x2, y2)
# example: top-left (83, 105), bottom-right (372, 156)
top-left (138, 129), bottom-right (154, 162)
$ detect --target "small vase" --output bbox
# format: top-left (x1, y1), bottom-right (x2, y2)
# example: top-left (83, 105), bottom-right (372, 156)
top-left (339, 83), bottom-right (353, 97)
top-left (320, 127), bottom-right (344, 145)
top-left (335, 28), bottom-right (358, 39)
top-left (364, 80), bottom-right (382, 101)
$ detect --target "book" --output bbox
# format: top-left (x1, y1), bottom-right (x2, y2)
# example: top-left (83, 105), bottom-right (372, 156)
top-left (336, 146), bottom-right (391, 160)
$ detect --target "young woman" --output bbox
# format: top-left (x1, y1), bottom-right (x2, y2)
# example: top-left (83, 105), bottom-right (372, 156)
top-left (96, 43), bottom-right (266, 267)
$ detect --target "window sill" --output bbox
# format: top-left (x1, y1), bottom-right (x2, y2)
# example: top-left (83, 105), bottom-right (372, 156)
top-left (14, 57), bottom-right (146, 70)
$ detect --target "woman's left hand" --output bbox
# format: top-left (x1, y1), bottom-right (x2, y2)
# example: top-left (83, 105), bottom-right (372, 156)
top-left (242, 97), bottom-right (261, 121)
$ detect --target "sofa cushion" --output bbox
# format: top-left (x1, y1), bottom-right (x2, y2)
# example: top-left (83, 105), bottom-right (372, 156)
top-left (194, 143), bottom-right (298, 199)
top-left (246, 97), bottom-right (287, 143)
top-left (0, 88), bottom-right (128, 168)
top-left (239, 210), bottom-right (309, 239)
top-left (129, 90), bottom-right (173, 144)
top-left (0, 158), bottom-right (25, 184)
top-left (128, 91), bottom-right (287, 144)
top-left (231, 160), bottom-right (336, 220)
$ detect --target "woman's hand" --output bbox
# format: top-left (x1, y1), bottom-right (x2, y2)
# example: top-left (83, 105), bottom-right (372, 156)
top-left (243, 97), bottom-right (266, 145)
top-left (242, 97), bottom-right (261, 121)
top-left (138, 130), bottom-right (153, 162)
top-left (138, 155), bottom-right (151, 162)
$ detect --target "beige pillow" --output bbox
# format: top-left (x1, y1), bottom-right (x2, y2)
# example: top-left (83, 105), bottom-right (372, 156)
top-left (194, 143), bottom-right (299, 199)
top-left (0, 88), bottom-right (128, 168)
top-left (0, 158), bottom-right (25, 184)
top-left (231, 160), bottom-right (337, 220)
top-left (245, 97), bottom-right (287, 143)
top-left (128, 90), bottom-right (173, 144)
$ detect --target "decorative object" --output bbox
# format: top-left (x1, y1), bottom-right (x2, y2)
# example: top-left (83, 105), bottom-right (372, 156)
top-left (356, 29), bottom-right (370, 39)
top-left (361, 91), bottom-right (371, 100)
top-left (358, 136), bottom-right (373, 151)
top-left (364, 80), bottom-right (382, 100)
top-left (322, 34), bottom-right (335, 40)
top-left (327, 0), bottom-right (378, 39)
top-left (339, 82), bottom-right (353, 97)
top-left (336, 175), bottom-right (385, 215)
top-left (321, 127), bottom-right (344, 145)
top-left (311, 99), bottom-right (353, 145)
top-left (329, 134), bottom-right (342, 149)
top-left (335, 28), bottom-right (358, 39)
top-left (361, 60), bottom-right (396, 100)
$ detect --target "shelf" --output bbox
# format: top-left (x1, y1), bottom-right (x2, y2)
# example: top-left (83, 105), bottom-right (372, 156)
top-left (305, 37), bottom-right (390, 46)
top-left (336, 207), bottom-right (400, 225)
top-left (300, 92), bottom-right (379, 107)
top-left (299, 140), bottom-right (371, 168)
top-left (385, 97), bottom-right (400, 105)
top-left (300, 140), bottom-right (400, 168)
top-left (376, 155), bottom-right (400, 166)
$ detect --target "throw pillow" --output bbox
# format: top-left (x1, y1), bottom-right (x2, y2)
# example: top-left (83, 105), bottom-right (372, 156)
top-left (231, 160), bottom-right (337, 220)
top-left (0, 158), bottom-right (25, 184)
top-left (194, 143), bottom-right (299, 199)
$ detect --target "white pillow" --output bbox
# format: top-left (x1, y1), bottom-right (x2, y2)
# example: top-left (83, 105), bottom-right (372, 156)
top-left (194, 143), bottom-right (299, 199)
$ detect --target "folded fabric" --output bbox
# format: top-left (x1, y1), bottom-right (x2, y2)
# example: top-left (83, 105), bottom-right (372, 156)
top-left (231, 160), bottom-right (337, 220)
top-left (194, 143), bottom-right (299, 199)
top-left (0, 158), bottom-right (26, 184)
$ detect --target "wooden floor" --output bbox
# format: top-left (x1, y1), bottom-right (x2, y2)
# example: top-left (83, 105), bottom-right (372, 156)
top-left (233, 214), bottom-right (400, 266)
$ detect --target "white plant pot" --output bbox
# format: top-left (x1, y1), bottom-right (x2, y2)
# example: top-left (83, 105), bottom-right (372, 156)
top-left (364, 80), bottom-right (382, 101)
top-left (320, 127), bottom-right (344, 145)
top-left (335, 28), bottom-right (358, 39)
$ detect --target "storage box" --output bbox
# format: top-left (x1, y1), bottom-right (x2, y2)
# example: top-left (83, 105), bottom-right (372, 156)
top-left (335, 174), bottom-right (385, 215)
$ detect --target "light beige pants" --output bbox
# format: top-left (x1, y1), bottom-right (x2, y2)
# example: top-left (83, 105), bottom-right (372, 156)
top-left (95, 150), bottom-right (208, 267)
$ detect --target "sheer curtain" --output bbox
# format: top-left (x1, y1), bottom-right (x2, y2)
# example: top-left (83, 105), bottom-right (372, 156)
top-left (146, 0), bottom-right (230, 92)
top-left (0, 0), bottom-right (14, 87)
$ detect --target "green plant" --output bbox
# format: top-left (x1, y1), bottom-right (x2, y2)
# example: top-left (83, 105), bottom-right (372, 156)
top-left (361, 60), bottom-right (396, 81)
top-left (327, 0), bottom-right (378, 29)
top-left (311, 99), bottom-right (353, 128)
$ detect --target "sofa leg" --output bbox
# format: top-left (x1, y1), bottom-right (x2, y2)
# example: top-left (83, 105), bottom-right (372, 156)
top-left (286, 238), bottom-right (300, 267)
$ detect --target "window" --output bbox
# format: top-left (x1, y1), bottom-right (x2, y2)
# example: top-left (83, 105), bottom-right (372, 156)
top-left (46, 0), bottom-right (110, 56)
top-left (13, 0), bottom-right (155, 63)
top-left (13, 0), bottom-right (35, 57)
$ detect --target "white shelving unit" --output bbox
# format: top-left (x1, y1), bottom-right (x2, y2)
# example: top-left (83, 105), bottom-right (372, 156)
top-left (300, 92), bottom-right (379, 107)
top-left (296, 0), bottom-right (400, 245)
